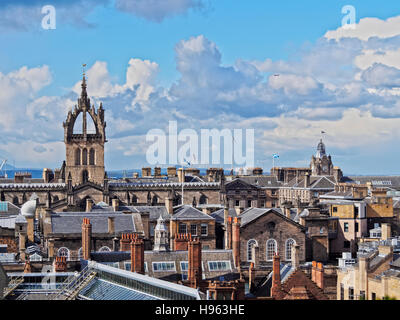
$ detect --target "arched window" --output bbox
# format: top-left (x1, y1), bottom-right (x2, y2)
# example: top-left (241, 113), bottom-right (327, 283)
top-left (77, 247), bottom-right (83, 260)
top-left (152, 196), bottom-right (158, 205)
top-left (89, 148), bottom-right (95, 165)
top-left (132, 194), bottom-right (138, 204)
top-left (266, 239), bottom-right (277, 261)
top-left (75, 148), bottom-right (81, 165)
top-left (247, 239), bottom-right (258, 262)
top-left (57, 247), bottom-right (70, 261)
top-left (53, 195), bottom-right (59, 202)
top-left (12, 196), bottom-right (19, 205)
top-left (199, 195), bottom-right (208, 205)
top-left (285, 238), bottom-right (296, 261)
top-left (99, 246), bottom-right (111, 252)
top-left (82, 170), bottom-right (89, 183)
top-left (82, 148), bottom-right (88, 165)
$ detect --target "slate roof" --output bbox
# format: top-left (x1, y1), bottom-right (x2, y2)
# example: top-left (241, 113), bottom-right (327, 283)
top-left (121, 206), bottom-right (170, 221)
top-left (171, 205), bottom-right (214, 221)
top-left (50, 213), bottom-right (135, 235)
top-left (284, 176), bottom-right (335, 190)
top-left (342, 176), bottom-right (400, 189)
top-left (240, 208), bottom-right (282, 227)
top-left (210, 208), bottom-right (238, 224)
top-left (231, 176), bottom-right (281, 188)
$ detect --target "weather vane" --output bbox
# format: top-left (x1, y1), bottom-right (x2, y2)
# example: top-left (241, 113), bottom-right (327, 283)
top-left (82, 63), bottom-right (87, 76)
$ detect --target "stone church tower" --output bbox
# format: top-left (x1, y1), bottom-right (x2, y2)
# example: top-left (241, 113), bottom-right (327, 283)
top-left (63, 74), bottom-right (107, 186)
top-left (310, 139), bottom-right (333, 176)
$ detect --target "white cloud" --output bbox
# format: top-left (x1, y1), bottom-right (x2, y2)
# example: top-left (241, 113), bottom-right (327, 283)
top-left (324, 16), bottom-right (400, 41)
top-left (268, 74), bottom-right (320, 95)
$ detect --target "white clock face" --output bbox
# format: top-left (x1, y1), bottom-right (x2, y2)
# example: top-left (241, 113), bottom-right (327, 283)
top-left (322, 166), bottom-right (328, 172)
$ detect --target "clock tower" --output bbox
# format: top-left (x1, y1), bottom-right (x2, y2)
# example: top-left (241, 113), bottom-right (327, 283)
top-left (310, 139), bottom-right (333, 176)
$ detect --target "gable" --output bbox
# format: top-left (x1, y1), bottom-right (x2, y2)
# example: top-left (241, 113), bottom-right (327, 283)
top-left (241, 208), bottom-right (305, 232)
top-left (225, 179), bottom-right (260, 191)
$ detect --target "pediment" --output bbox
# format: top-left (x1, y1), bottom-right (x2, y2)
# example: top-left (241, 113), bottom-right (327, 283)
top-left (225, 179), bottom-right (259, 191)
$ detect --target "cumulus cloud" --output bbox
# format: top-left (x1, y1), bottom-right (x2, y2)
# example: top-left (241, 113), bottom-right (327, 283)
top-left (7, 14), bottom-right (400, 170)
top-left (324, 16), bottom-right (400, 41)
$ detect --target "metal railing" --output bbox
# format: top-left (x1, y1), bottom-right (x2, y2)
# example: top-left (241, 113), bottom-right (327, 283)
top-left (52, 266), bottom-right (96, 300)
top-left (3, 276), bottom-right (24, 298)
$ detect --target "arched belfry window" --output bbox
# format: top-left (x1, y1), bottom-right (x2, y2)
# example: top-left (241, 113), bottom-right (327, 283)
top-left (75, 148), bottom-right (81, 165)
top-left (89, 148), bottom-right (95, 165)
top-left (82, 170), bottom-right (89, 183)
top-left (82, 149), bottom-right (88, 165)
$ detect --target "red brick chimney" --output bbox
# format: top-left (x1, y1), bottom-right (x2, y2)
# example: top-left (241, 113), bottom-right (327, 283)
top-left (271, 252), bottom-right (281, 298)
top-left (130, 234), bottom-right (145, 274)
top-left (174, 233), bottom-right (191, 251)
top-left (188, 238), bottom-right (202, 288)
top-left (232, 217), bottom-right (241, 269)
top-left (54, 256), bottom-right (67, 272)
top-left (315, 262), bottom-right (325, 290)
top-left (82, 218), bottom-right (92, 260)
top-left (249, 262), bottom-right (255, 293)
top-left (311, 261), bottom-right (317, 283)
top-left (120, 233), bottom-right (133, 251)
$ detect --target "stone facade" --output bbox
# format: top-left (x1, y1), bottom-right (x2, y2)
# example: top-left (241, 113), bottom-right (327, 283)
top-left (239, 210), bottom-right (306, 265)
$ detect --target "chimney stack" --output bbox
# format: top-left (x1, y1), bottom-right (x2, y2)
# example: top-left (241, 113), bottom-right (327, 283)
top-left (54, 256), bottom-right (67, 272)
top-left (112, 198), bottom-right (119, 212)
top-left (86, 198), bottom-right (93, 212)
top-left (165, 196), bottom-right (173, 215)
top-left (311, 261), bottom-right (317, 283)
top-left (82, 218), bottom-right (92, 260)
top-left (120, 233), bottom-right (133, 251)
top-left (188, 238), bottom-right (202, 288)
top-left (225, 217), bottom-right (233, 250)
top-left (291, 244), bottom-right (300, 269)
top-left (271, 253), bottom-right (281, 298)
top-left (232, 217), bottom-right (241, 269)
top-left (249, 262), bottom-right (255, 293)
top-left (381, 223), bottom-right (392, 241)
top-left (108, 216), bottom-right (115, 235)
top-left (235, 206), bottom-right (244, 216)
top-left (314, 262), bottom-right (325, 290)
top-left (142, 167), bottom-right (151, 177)
top-left (167, 167), bottom-right (177, 177)
top-left (130, 235), bottom-right (145, 274)
top-left (174, 233), bottom-right (191, 251)
top-left (304, 173), bottom-right (310, 188)
top-left (178, 168), bottom-right (185, 183)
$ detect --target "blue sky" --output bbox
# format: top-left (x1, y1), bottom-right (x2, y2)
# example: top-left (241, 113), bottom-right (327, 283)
top-left (2, 0), bottom-right (400, 175)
